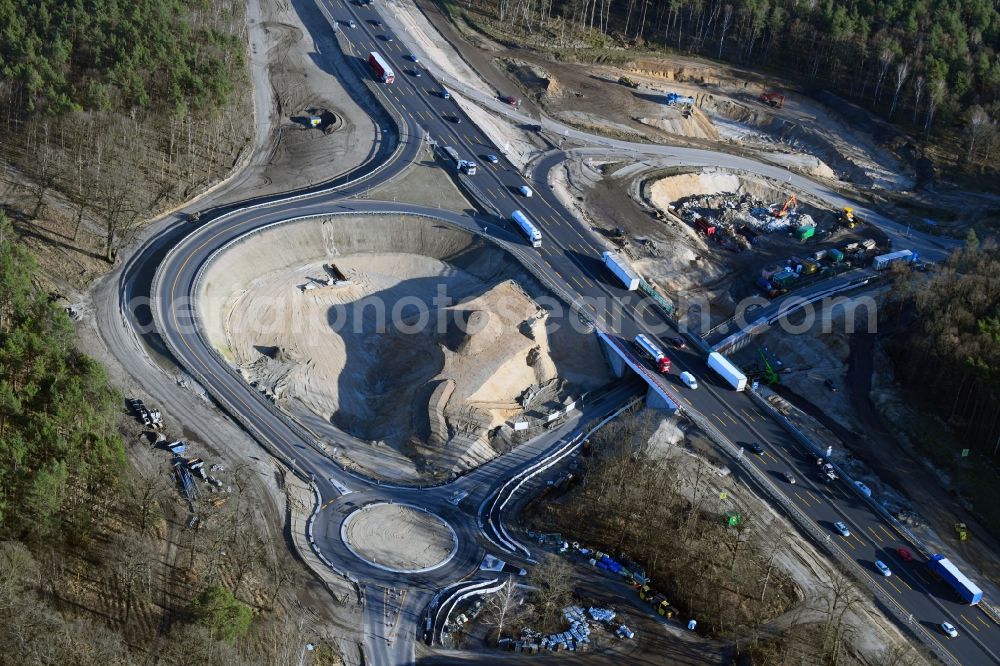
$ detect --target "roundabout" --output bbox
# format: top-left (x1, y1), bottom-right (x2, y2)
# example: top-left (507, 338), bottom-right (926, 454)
top-left (341, 502), bottom-right (458, 573)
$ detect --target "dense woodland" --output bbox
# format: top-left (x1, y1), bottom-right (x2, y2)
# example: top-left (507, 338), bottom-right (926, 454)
top-left (0, 213), bottom-right (124, 538)
top-left (0, 0), bottom-right (243, 115)
top-left (452, 0), bottom-right (1000, 170)
top-left (890, 239), bottom-right (1000, 460)
top-left (0, 214), bottom-right (341, 664)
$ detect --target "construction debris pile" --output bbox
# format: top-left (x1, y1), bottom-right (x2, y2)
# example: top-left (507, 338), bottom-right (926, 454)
top-left (128, 396), bottom-right (230, 506)
top-left (501, 605), bottom-right (634, 654)
top-left (679, 191), bottom-right (811, 235)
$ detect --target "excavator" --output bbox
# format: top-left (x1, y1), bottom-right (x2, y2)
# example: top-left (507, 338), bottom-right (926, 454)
top-left (759, 92), bottom-right (785, 108)
top-left (773, 194), bottom-right (798, 218)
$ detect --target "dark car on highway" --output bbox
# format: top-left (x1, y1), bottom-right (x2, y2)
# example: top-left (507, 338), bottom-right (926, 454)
top-left (748, 443), bottom-right (764, 455)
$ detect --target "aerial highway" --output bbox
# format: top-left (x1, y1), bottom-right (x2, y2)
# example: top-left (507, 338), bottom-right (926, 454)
top-left (114, 0), bottom-right (1000, 663)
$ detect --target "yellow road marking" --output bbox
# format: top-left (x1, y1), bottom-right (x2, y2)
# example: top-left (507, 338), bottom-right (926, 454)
top-left (806, 490), bottom-right (822, 505)
top-left (960, 613), bottom-right (980, 632)
top-left (867, 526), bottom-right (884, 543)
top-left (714, 414), bottom-right (726, 426)
top-left (879, 525), bottom-right (896, 541)
top-left (795, 492), bottom-right (811, 507)
top-left (741, 408), bottom-right (756, 422)
top-left (883, 577), bottom-right (902, 595)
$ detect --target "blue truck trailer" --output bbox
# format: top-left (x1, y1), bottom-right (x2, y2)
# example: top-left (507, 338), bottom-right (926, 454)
top-left (928, 554), bottom-right (983, 604)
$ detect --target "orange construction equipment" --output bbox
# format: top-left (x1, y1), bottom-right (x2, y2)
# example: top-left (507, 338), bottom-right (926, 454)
top-left (773, 194), bottom-right (798, 218)
top-left (760, 92), bottom-right (785, 108)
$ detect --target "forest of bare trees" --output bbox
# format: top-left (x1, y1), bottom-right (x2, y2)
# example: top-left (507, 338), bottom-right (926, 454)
top-left (448, 0), bottom-right (1000, 171)
top-left (529, 410), bottom-right (800, 638)
top-left (0, 0), bottom-right (251, 266)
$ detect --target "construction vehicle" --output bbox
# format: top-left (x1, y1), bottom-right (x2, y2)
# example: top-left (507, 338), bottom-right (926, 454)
top-left (656, 601), bottom-right (678, 618)
top-left (839, 207), bottom-right (859, 229)
top-left (773, 194), bottom-right (797, 218)
top-left (694, 216), bottom-right (716, 235)
top-left (618, 76), bottom-right (639, 89)
top-left (638, 585), bottom-right (656, 602)
top-left (759, 92), bottom-right (785, 108)
top-left (665, 92), bottom-right (695, 108)
top-left (955, 523), bottom-right (968, 541)
top-left (758, 348), bottom-right (780, 385)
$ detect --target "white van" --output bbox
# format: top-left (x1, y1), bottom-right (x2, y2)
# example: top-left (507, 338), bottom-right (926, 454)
top-left (518, 185), bottom-right (533, 197)
top-left (680, 371), bottom-right (698, 389)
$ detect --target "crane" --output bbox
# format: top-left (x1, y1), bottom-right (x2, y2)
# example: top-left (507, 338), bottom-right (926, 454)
top-left (773, 194), bottom-right (798, 218)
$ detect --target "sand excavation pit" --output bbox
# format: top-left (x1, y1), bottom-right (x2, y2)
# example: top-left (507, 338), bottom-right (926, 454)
top-left (197, 215), bottom-right (611, 476)
top-left (341, 503), bottom-right (457, 572)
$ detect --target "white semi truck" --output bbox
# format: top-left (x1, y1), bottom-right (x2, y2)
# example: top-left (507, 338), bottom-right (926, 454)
top-left (602, 251), bottom-right (640, 290)
top-left (708, 352), bottom-right (747, 391)
top-left (872, 249), bottom-right (915, 270)
top-left (511, 210), bottom-right (542, 247)
top-left (441, 146), bottom-right (477, 175)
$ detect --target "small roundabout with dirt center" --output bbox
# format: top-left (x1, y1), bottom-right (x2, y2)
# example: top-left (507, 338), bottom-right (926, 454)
top-left (340, 502), bottom-right (459, 573)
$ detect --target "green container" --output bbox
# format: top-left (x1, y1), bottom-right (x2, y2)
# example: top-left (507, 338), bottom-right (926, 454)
top-left (798, 226), bottom-right (816, 241)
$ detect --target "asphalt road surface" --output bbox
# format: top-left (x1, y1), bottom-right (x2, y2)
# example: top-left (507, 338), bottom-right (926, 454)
top-left (125, 0), bottom-right (1000, 663)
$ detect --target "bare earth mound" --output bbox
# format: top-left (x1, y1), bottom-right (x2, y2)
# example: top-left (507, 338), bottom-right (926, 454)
top-left (197, 215), bottom-right (611, 476)
top-left (341, 503), bottom-right (456, 572)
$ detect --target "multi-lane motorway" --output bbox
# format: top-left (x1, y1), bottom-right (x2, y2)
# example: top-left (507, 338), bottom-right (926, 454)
top-left (121, 0), bottom-right (1000, 663)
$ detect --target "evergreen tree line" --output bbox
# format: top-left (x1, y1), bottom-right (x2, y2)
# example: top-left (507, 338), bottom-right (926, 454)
top-left (889, 238), bottom-right (1000, 459)
top-left (456, 0), bottom-right (999, 158)
top-left (0, 211), bottom-right (125, 539)
top-left (0, 0), bottom-right (244, 116)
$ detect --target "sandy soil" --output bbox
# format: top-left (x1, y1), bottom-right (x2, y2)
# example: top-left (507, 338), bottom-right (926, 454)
top-left (248, 0), bottom-right (380, 197)
top-left (198, 214), bottom-right (610, 473)
top-left (397, 0), bottom-right (918, 196)
top-left (342, 503), bottom-right (455, 571)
